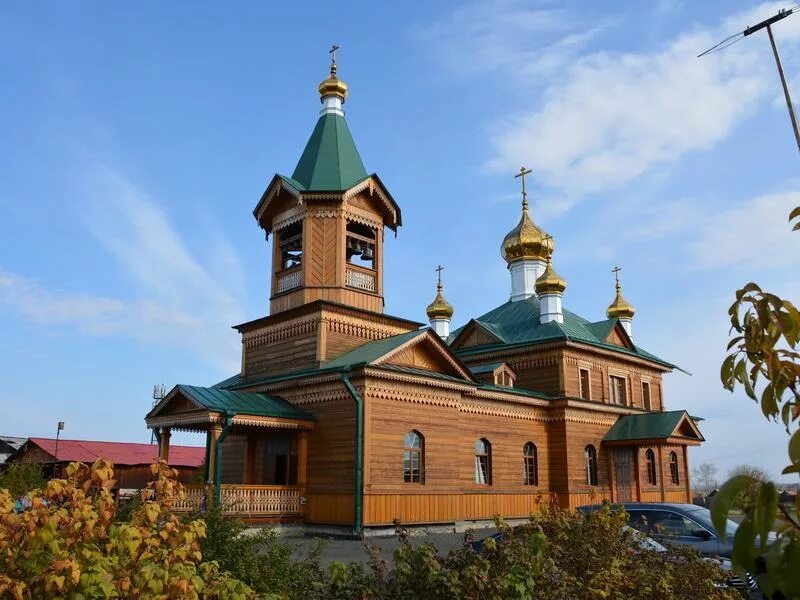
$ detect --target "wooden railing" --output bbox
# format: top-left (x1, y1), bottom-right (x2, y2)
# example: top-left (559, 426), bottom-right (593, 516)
top-left (173, 484), bottom-right (301, 515)
top-left (276, 266), bottom-right (303, 293)
top-left (345, 265), bottom-right (376, 292)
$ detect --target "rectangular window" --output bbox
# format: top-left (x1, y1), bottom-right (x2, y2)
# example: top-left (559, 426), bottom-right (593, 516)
top-left (642, 382), bottom-right (652, 410)
top-left (609, 376), bottom-right (627, 405)
top-left (579, 369), bottom-right (591, 400)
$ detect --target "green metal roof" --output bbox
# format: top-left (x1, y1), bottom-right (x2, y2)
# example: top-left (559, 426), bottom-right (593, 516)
top-left (290, 113), bottom-right (368, 191)
top-left (450, 296), bottom-right (676, 369)
top-left (174, 385), bottom-right (313, 420)
top-left (602, 410), bottom-right (703, 442)
top-left (469, 362), bottom-right (507, 375)
top-left (324, 329), bottom-right (425, 369)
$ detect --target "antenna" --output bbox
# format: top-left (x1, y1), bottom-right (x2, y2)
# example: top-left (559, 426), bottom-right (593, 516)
top-left (699, 6), bottom-right (800, 153)
top-left (150, 384), bottom-right (168, 444)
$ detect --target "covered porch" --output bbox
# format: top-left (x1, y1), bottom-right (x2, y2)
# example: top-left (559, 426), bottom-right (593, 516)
top-left (602, 410), bottom-right (704, 504)
top-left (146, 384), bottom-right (315, 520)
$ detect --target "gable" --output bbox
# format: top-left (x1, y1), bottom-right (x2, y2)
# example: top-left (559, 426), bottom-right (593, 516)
top-left (449, 320), bottom-right (504, 351)
top-left (605, 324), bottom-right (632, 348)
top-left (375, 330), bottom-right (474, 380)
top-left (674, 416), bottom-right (703, 440)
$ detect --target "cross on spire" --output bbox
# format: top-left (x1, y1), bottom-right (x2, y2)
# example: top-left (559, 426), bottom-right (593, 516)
top-left (436, 265), bottom-right (444, 290)
top-left (514, 166), bottom-right (533, 209)
top-left (329, 44), bottom-right (340, 77)
top-left (612, 265), bottom-right (622, 291)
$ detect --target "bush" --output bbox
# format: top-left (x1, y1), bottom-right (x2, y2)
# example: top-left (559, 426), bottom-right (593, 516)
top-left (195, 505), bottom-right (325, 598)
top-left (0, 463), bottom-right (45, 499)
top-left (0, 459), bottom-right (253, 599)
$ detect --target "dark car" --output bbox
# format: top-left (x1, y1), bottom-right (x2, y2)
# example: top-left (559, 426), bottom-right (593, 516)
top-left (577, 502), bottom-right (742, 558)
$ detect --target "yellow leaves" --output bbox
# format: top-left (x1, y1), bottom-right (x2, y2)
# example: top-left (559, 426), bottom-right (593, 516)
top-left (0, 459), bottom-right (254, 599)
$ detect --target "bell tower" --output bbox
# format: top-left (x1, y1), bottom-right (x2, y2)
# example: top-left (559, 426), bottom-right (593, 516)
top-left (253, 48), bottom-right (402, 315)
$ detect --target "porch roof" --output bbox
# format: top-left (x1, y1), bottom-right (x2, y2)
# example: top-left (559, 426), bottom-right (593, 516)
top-left (172, 385), bottom-right (313, 420)
top-left (602, 410), bottom-right (704, 444)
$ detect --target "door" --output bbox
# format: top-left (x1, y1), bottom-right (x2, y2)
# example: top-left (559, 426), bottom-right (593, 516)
top-left (613, 448), bottom-right (634, 502)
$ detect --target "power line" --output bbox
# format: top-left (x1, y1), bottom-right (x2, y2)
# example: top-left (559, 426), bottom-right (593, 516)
top-left (699, 6), bottom-right (800, 153)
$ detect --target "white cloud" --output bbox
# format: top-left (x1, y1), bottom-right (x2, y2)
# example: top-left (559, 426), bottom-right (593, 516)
top-left (420, 0), bottom-right (609, 80)
top-left (688, 190), bottom-right (800, 270)
top-left (0, 163), bottom-right (244, 372)
top-left (429, 1), bottom-right (800, 209)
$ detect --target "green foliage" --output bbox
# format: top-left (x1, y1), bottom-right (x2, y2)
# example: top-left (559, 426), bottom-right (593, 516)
top-left (195, 504), bottom-right (325, 598)
top-left (0, 463), bottom-right (45, 498)
top-left (0, 459), bottom-right (253, 599)
top-left (717, 204), bottom-right (800, 599)
top-left (203, 504), bottom-right (733, 600)
top-left (725, 465), bottom-right (772, 513)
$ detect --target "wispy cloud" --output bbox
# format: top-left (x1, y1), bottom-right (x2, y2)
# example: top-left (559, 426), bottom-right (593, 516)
top-left (427, 2), bottom-right (800, 210)
top-left (0, 163), bottom-right (244, 371)
top-left (420, 0), bottom-right (610, 80)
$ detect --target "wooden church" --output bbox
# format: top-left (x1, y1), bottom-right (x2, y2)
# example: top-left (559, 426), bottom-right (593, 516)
top-left (146, 54), bottom-right (704, 532)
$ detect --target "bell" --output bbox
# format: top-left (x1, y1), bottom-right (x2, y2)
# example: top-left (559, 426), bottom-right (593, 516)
top-left (348, 237), bottom-right (362, 256)
top-left (361, 243), bottom-right (373, 261)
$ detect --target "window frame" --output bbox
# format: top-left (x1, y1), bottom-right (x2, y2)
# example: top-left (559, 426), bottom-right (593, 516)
top-left (609, 375), bottom-right (628, 406)
top-left (579, 368), bottom-right (591, 400)
top-left (584, 445), bottom-right (598, 486)
top-left (642, 381), bottom-right (652, 411)
top-left (669, 451), bottom-right (679, 485)
top-left (403, 430), bottom-right (424, 484)
top-left (474, 438), bottom-right (492, 485)
top-left (645, 449), bottom-right (657, 485)
top-left (523, 442), bottom-right (538, 486)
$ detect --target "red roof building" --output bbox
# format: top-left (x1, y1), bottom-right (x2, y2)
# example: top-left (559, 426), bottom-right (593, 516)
top-left (7, 437), bottom-right (205, 490)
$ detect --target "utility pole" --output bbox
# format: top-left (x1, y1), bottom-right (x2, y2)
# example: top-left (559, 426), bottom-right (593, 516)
top-left (700, 8), bottom-right (800, 153)
top-left (54, 421), bottom-right (64, 478)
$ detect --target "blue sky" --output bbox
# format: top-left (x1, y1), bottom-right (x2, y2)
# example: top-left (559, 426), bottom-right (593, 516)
top-left (1, 1), bottom-right (799, 483)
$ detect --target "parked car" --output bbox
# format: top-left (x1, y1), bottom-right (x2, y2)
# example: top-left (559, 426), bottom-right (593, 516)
top-left (577, 503), bottom-right (743, 558)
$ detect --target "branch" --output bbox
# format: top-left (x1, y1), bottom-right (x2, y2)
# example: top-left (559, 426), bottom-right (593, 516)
top-left (778, 503), bottom-right (800, 532)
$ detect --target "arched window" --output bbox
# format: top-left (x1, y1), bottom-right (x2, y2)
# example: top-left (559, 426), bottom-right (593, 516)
top-left (646, 449), bottom-right (657, 485)
top-left (523, 442), bottom-right (538, 486)
top-left (404, 431), bottom-right (424, 483)
top-left (585, 445), bottom-right (598, 486)
top-left (669, 451), bottom-right (679, 485)
top-left (475, 438), bottom-right (492, 485)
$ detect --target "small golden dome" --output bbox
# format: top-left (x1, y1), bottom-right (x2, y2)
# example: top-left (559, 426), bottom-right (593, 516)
top-left (607, 282), bottom-right (635, 319)
top-left (501, 200), bottom-right (554, 263)
top-left (426, 268), bottom-right (454, 320)
top-left (318, 74), bottom-right (348, 102)
top-left (535, 256), bottom-right (567, 295)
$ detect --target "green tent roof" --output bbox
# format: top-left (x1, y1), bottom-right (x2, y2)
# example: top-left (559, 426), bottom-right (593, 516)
top-left (449, 296), bottom-right (675, 369)
top-left (602, 410), bottom-right (703, 442)
top-left (290, 113), bottom-right (368, 191)
top-left (173, 385), bottom-right (313, 421)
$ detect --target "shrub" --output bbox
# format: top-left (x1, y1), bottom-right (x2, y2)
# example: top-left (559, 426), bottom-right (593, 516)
top-left (0, 459), bottom-right (253, 599)
top-left (0, 463), bottom-right (45, 499)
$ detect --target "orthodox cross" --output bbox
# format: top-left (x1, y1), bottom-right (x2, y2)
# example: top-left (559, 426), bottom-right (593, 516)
top-left (329, 44), bottom-right (340, 76)
top-left (612, 265), bottom-right (622, 290)
top-left (515, 166), bottom-right (533, 209)
top-left (436, 265), bottom-right (444, 290)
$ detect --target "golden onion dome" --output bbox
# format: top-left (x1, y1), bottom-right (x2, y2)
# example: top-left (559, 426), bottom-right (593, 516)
top-left (535, 256), bottom-right (567, 295)
top-left (501, 200), bottom-right (554, 263)
top-left (318, 57), bottom-right (348, 102)
top-left (607, 282), bottom-right (636, 320)
top-left (426, 279), bottom-right (454, 320)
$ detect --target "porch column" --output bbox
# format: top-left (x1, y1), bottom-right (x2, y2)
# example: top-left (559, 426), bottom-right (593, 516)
top-left (159, 427), bottom-right (171, 463)
top-left (206, 424), bottom-right (222, 484)
top-left (683, 446), bottom-right (692, 503)
top-left (297, 430), bottom-right (309, 512)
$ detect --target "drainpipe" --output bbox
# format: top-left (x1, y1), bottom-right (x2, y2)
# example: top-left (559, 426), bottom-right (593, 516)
top-left (341, 369), bottom-right (364, 536)
top-left (213, 416), bottom-right (234, 505)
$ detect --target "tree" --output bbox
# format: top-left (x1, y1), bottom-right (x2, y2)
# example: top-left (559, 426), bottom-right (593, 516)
top-left (727, 465), bottom-right (772, 513)
top-left (714, 206), bottom-right (800, 599)
top-left (692, 462), bottom-right (719, 496)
